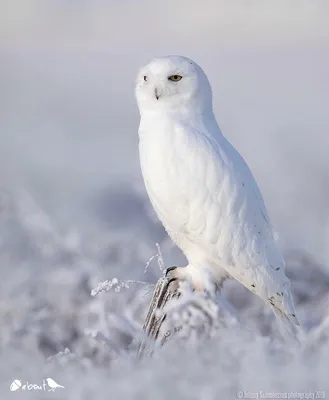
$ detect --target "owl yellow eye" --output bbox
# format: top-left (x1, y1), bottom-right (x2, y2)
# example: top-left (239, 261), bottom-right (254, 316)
top-left (168, 75), bottom-right (182, 82)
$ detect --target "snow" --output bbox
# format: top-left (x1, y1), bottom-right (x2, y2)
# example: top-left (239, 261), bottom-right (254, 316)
top-left (1, 188), bottom-right (329, 399)
top-left (1, 1), bottom-right (329, 398)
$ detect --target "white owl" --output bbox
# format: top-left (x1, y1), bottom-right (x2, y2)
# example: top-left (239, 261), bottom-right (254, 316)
top-left (135, 55), bottom-right (299, 339)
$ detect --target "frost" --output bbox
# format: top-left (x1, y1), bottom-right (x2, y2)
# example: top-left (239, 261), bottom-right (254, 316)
top-left (91, 278), bottom-right (152, 296)
top-left (2, 10), bottom-right (329, 395)
top-left (144, 243), bottom-right (166, 274)
top-left (2, 186), bottom-right (329, 399)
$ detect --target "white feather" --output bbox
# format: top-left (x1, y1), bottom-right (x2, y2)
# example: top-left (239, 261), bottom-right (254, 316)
top-left (135, 55), bottom-right (299, 338)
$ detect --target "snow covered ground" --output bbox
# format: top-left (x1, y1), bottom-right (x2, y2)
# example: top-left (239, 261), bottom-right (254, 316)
top-left (1, 1), bottom-right (329, 399)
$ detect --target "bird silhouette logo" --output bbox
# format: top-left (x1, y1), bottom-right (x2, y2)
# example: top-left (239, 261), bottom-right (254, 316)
top-left (46, 378), bottom-right (65, 391)
top-left (9, 380), bottom-right (22, 391)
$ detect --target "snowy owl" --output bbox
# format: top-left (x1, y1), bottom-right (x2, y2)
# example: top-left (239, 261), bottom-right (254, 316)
top-left (135, 55), bottom-right (299, 338)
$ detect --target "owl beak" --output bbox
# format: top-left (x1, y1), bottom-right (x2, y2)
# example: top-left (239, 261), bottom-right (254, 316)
top-left (154, 88), bottom-right (160, 100)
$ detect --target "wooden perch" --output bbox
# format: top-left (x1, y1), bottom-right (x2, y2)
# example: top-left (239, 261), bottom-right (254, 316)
top-left (138, 274), bottom-right (180, 357)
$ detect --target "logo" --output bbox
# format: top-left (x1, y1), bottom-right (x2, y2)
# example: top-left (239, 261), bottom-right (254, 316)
top-left (9, 378), bottom-right (65, 392)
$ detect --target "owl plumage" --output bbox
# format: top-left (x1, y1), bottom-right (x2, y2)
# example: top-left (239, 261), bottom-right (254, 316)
top-left (136, 55), bottom-right (299, 341)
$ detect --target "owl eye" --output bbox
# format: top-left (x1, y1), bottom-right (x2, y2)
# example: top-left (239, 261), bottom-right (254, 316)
top-left (168, 75), bottom-right (182, 82)
top-left (143, 76), bottom-right (147, 81)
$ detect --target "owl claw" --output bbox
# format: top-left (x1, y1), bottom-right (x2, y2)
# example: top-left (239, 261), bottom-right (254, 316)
top-left (167, 277), bottom-right (179, 287)
top-left (165, 266), bottom-right (180, 286)
top-left (165, 266), bottom-right (177, 276)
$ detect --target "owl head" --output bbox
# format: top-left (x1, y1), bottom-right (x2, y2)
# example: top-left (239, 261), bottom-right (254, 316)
top-left (135, 55), bottom-right (213, 116)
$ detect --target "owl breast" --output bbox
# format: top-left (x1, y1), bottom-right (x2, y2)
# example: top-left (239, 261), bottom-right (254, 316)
top-left (139, 118), bottom-right (196, 241)
top-left (139, 130), bottom-right (190, 236)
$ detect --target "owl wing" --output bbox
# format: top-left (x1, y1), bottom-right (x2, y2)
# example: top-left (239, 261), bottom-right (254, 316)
top-left (181, 126), bottom-right (298, 325)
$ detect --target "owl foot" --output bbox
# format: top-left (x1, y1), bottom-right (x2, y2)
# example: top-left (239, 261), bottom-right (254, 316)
top-left (166, 265), bottom-right (217, 295)
top-left (165, 265), bottom-right (200, 290)
top-left (164, 266), bottom-right (181, 291)
top-left (165, 266), bottom-right (179, 281)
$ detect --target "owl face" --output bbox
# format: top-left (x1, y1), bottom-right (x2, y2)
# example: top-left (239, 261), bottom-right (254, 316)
top-left (135, 55), bottom-right (212, 115)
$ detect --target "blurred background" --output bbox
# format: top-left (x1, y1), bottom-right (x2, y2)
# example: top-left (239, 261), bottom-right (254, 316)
top-left (1, 1), bottom-right (329, 397)
top-left (2, 1), bottom-right (329, 260)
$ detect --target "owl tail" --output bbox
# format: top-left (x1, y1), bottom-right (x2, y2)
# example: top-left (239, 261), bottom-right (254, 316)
top-left (270, 305), bottom-right (301, 346)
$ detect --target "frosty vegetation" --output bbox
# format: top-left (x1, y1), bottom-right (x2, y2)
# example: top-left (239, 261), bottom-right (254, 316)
top-left (2, 1), bottom-right (329, 398)
top-left (1, 188), bottom-right (329, 399)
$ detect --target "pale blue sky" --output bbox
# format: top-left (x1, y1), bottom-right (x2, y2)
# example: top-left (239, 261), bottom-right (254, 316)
top-left (2, 0), bottom-right (329, 262)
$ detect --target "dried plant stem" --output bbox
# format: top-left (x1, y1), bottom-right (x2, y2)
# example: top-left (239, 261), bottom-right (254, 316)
top-left (138, 274), bottom-right (180, 357)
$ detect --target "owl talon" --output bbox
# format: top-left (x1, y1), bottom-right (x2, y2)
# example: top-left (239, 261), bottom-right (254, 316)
top-left (165, 266), bottom-right (177, 276)
top-left (165, 267), bottom-right (180, 287)
top-left (167, 277), bottom-right (179, 287)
